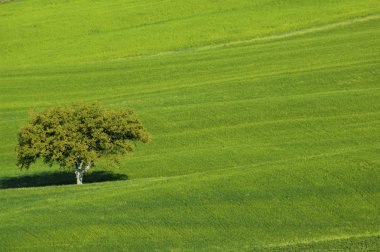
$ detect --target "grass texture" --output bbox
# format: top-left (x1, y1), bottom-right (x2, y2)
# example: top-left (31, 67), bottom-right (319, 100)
top-left (0, 0), bottom-right (380, 250)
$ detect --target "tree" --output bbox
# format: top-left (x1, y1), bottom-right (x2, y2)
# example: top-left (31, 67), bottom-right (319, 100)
top-left (16, 103), bottom-right (150, 184)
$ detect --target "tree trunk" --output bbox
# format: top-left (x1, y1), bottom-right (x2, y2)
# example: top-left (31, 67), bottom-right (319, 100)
top-left (75, 169), bottom-right (84, 185)
top-left (74, 160), bottom-right (91, 185)
top-left (75, 160), bottom-right (84, 185)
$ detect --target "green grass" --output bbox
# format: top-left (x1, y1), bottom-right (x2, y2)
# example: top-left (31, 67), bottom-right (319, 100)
top-left (1, 0), bottom-right (380, 251)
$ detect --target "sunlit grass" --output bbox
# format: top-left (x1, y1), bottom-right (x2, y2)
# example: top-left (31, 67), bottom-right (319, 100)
top-left (0, 0), bottom-right (379, 250)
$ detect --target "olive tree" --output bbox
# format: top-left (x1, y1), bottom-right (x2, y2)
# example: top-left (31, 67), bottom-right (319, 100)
top-left (16, 103), bottom-right (150, 184)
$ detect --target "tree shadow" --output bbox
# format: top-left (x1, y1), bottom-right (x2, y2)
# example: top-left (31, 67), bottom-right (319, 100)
top-left (0, 170), bottom-right (128, 189)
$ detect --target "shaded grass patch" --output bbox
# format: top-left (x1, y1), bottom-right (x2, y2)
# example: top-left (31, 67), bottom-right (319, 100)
top-left (0, 170), bottom-right (128, 189)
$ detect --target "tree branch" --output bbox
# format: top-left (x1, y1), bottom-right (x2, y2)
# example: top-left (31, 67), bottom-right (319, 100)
top-left (84, 162), bottom-right (91, 172)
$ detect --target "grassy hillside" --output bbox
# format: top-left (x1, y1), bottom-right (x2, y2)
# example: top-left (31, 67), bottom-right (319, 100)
top-left (0, 0), bottom-right (379, 251)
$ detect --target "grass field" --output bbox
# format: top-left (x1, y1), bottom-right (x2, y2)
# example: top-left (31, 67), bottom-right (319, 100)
top-left (1, 0), bottom-right (380, 251)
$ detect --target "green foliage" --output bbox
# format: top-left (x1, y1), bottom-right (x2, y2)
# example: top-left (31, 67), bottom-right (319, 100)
top-left (16, 103), bottom-right (150, 170)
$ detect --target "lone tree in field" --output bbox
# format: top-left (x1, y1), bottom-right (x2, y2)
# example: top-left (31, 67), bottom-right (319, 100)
top-left (16, 103), bottom-right (150, 184)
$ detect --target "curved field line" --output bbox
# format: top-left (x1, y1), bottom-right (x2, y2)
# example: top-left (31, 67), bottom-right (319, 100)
top-left (115, 13), bottom-right (380, 61)
top-left (265, 232), bottom-right (380, 249)
top-left (194, 13), bottom-right (380, 51)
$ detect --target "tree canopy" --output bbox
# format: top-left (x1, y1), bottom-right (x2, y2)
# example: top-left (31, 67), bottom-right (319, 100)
top-left (16, 103), bottom-right (150, 184)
